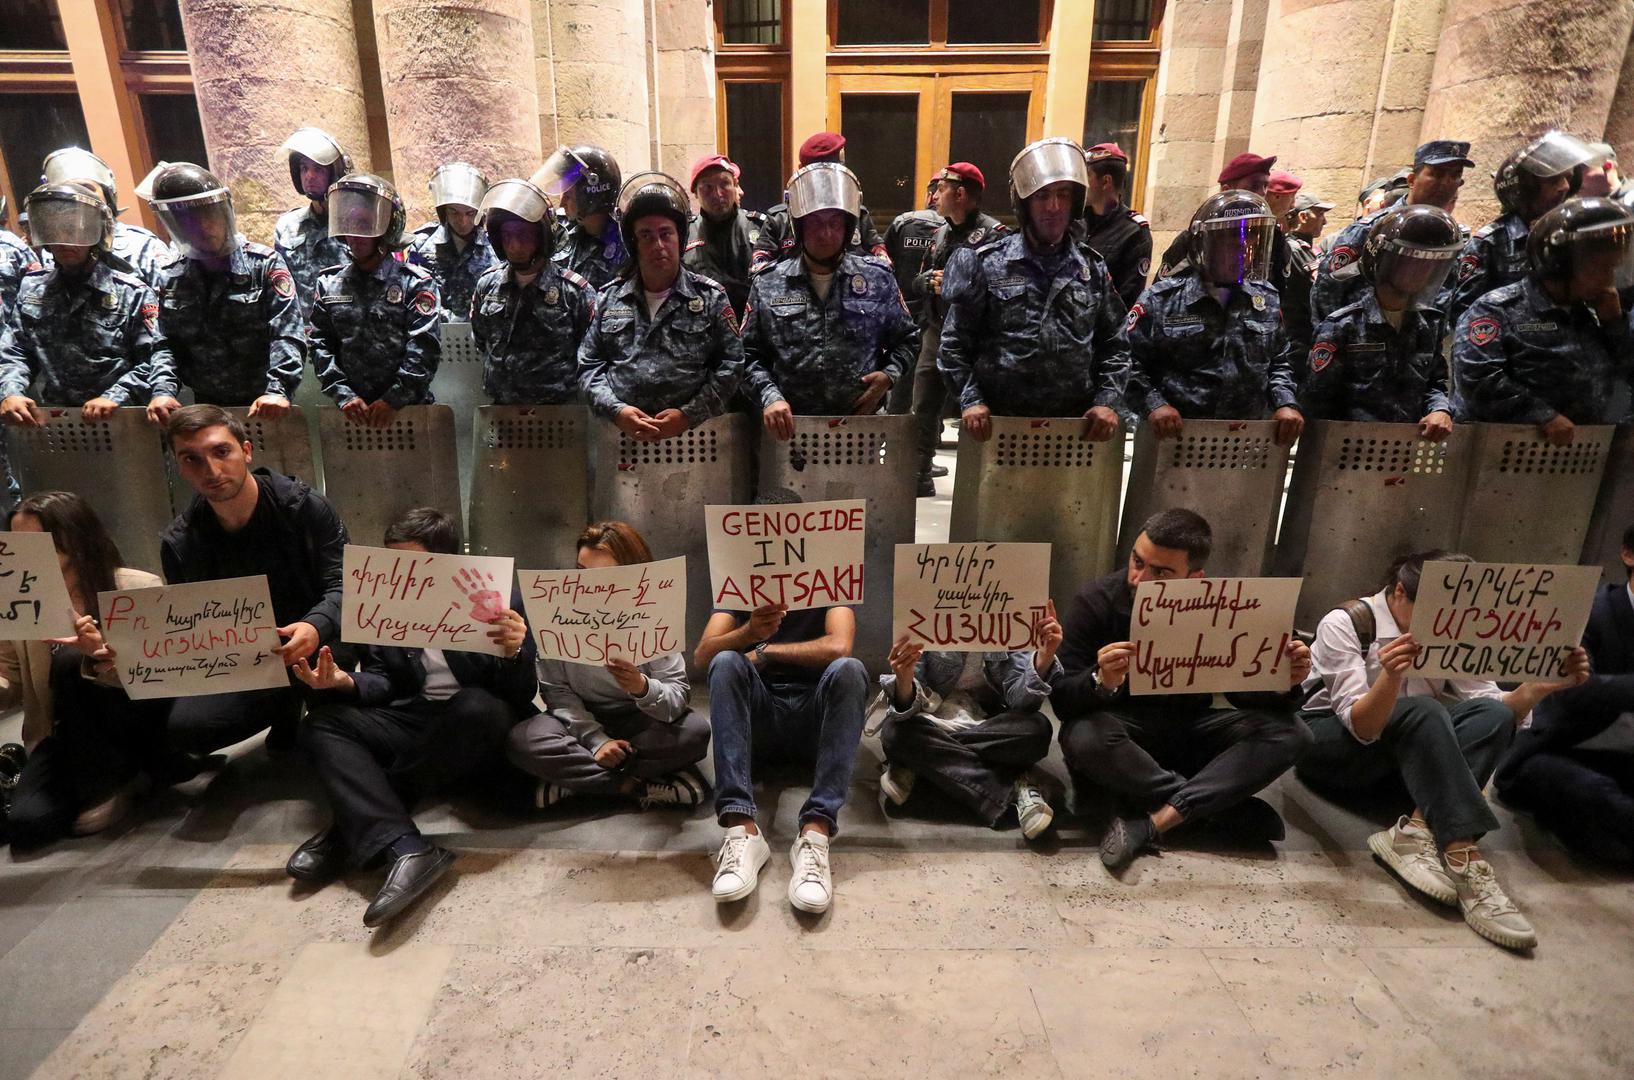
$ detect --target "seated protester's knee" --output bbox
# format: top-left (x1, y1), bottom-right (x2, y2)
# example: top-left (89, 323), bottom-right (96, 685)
top-left (1389, 695), bottom-right (1454, 732)
top-left (708, 648), bottom-right (754, 681)
top-left (821, 656), bottom-right (868, 692)
top-left (674, 709), bottom-right (712, 757)
top-left (1013, 712), bottom-right (1055, 760)
top-left (1461, 697), bottom-right (1516, 739)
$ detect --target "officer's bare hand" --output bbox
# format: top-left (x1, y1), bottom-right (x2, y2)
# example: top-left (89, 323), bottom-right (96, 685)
top-left (340, 397), bottom-right (370, 425)
top-left (1082, 405), bottom-right (1120, 442)
top-left (81, 397), bottom-right (119, 423)
top-left (650, 409), bottom-right (690, 440)
top-left (291, 645), bottom-right (355, 692)
top-left (1273, 406), bottom-right (1304, 446)
top-left (763, 400), bottom-right (795, 441)
top-left (1285, 638), bottom-right (1312, 688)
top-left (364, 400), bottom-right (398, 429)
top-left (961, 403), bottom-right (993, 442)
top-left (0, 395), bottom-right (42, 427)
top-left (145, 395), bottom-right (182, 426)
top-left (1417, 410), bottom-right (1453, 442)
top-left (1539, 412), bottom-right (1576, 446)
top-left (614, 406), bottom-right (661, 440)
top-left (1146, 404), bottom-right (1183, 439)
top-left (852, 372), bottom-right (892, 415)
top-left (1096, 641), bottom-right (1135, 691)
top-left (929, 269), bottom-right (944, 296)
top-left (1590, 288), bottom-right (1623, 324)
top-left (745, 602), bottom-right (787, 642)
top-left (248, 394), bottom-right (291, 420)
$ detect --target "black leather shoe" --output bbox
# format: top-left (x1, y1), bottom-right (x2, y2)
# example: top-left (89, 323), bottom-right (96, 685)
top-left (363, 846), bottom-right (455, 927)
top-left (286, 828), bottom-right (348, 883)
top-left (929, 463), bottom-right (949, 478)
top-left (916, 475), bottom-right (937, 498)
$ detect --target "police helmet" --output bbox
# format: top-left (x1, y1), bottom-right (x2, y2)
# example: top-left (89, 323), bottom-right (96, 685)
top-left (1008, 137), bottom-right (1088, 223)
top-left (787, 162), bottom-right (862, 248)
top-left (1526, 196), bottom-right (1634, 286)
top-left (1360, 204), bottom-right (1462, 309)
top-left (326, 172), bottom-right (407, 251)
top-left (136, 161), bottom-right (237, 260)
top-left (480, 178), bottom-right (554, 270)
top-left (281, 127), bottom-right (354, 201)
top-left (1494, 131), bottom-right (1594, 218)
top-left (41, 148), bottom-right (118, 209)
top-left (1186, 190), bottom-right (1276, 286)
top-left (24, 183), bottom-right (113, 255)
top-left (533, 145), bottom-right (622, 220)
top-left (428, 162), bottom-right (489, 228)
top-left (616, 172), bottom-right (690, 255)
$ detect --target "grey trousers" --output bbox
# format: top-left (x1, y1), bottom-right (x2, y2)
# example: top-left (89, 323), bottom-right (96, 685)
top-left (505, 708), bottom-right (710, 795)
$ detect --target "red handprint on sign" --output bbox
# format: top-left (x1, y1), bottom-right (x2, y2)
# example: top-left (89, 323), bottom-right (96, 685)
top-left (454, 567), bottom-right (506, 623)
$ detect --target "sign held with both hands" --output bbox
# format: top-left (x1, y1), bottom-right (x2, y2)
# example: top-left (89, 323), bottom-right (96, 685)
top-left (892, 542), bottom-right (1051, 651)
top-left (342, 545), bottom-right (516, 657)
top-left (98, 575), bottom-right (288, 699)
top-left (1406, 561), bottom-right (1598, 681)
top-left (519, 556), bottom-right (687, 666)
top-left (1129, 577), bottom-right (1303, 695)
top-left (706, 500), bottom-right (866, 612)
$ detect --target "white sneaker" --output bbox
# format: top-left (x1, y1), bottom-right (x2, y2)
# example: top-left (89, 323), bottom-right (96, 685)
top-left (787, 831), bottom-right (833, 914)
top-left (1443, 850), bottom-right (1537, 950)
top-left (534, 781), bottom-right (571, 810)
top-left (879, 763), bottom-right (915, 806)
top-left (1367, 816), bottom-right (1457, 906)
top-left (711, 825), bottom-right (771, 903)
top-left (1012, 774), bottom-right (1054, 841)
top-left (638, 770), bottom-right (708, 810)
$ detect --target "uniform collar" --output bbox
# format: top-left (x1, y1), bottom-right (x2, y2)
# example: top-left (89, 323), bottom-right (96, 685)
top-left (781, 249), bottom-right (861, 283)
top-left (1521, 275), bottom-right (1570, 316)
top-left (615, 266), bottom-right (697, 302)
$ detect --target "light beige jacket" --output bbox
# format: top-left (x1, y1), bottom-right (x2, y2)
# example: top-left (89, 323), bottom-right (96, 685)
top-left (0, 566), bottom-right (162, 749)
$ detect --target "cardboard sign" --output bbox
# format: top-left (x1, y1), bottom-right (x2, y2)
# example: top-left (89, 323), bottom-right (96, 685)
top-left (705, 499), bottom-right (866, 611)
top-left (342, 545), bottom-right (516, 656)
top-left (0, 532), bottom-right (76, 639)
top-left (1407, 561), bottom-right (1599, 681)
top-left (98, 575), bottom-right (288, 700)
top-left (519, 556), bottom-right (687, 666)
top-left (1130, 577), bottom-right (1303, 695)
top-left (892, 542), bottom-right (1051, 651)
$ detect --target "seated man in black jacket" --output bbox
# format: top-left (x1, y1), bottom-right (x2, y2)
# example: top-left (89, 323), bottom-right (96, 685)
top-left (1496, 524), bottom-right (1634, 863)
top-left (1051, 508), bottom-right (1313, 869)
top-left (286, 507), bottom-right (535, 927)
top-left (159, 404), bottom-right (349, 757)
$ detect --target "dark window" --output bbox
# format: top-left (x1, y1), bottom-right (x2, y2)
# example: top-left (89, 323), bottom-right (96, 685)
top-left (1093, 0), bottom-right (1154, 41)
top-left (725, 82), bottom-right (785, 211)
top-left (834, 0), bottom-right (930, 46)
top-left (141, 93), bottom-right (208, 169)
top-left (949, 91), bottom-right (1030, 228)
top-left (838, 93), bottom-right (919, 229)
top-left (1083, 80), bottom-right (1145, 197)
top-left (946, 0), bottom-right (1041, 45)
top-left (118, 0), bottom-right (187, 51)
top-left (0, 92), bottom-right (90, 195)
top-left (722, 0), bottom-right (783, 45)
top-left (0, 0), bottom-right (68, 50)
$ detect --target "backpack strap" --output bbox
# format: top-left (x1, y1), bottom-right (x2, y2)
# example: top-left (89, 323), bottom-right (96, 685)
top-left (1336, 598), bottom-right (1376, 655)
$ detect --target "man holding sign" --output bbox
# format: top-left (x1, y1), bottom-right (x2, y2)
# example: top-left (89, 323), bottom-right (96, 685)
top-left (1052, 510), bottom-right (1313, 870)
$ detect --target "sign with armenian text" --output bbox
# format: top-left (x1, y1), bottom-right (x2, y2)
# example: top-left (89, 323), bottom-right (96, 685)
top-left (892, 543), bottom-right (1051, 651)
top-left (1129, 577), bottom-right (1303, 695)
top-left (519, 557), bottom-right (687, 665)
top-left (342, 545), bottom-right (516, 656)
top-left (1407, 561), bottom-right (1598, 681)
top-left (98, 576), bottom-right (288, 699)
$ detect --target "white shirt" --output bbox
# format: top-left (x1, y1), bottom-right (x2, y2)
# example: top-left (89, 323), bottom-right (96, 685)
top-left (642, 287), bottom-right (672, 319)
top-left (1303, 589), bottom-right (1504, 743)
top-left (807, 269), bottom-right (834, 303)
top-left (388, 647), bottom-right (461, 705)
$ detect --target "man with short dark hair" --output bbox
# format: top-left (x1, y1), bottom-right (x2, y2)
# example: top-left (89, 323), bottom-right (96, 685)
top-left (1051, 508), bottom-right (1313, 870)
top-left (1081, 143), bottom-right (1152, 309)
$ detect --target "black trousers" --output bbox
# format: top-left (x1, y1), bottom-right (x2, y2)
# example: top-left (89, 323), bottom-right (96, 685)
top-left (1058, 704), bottom-right (1312, 822)
top-left (1499, 748), bottom-right (1634, 863)
top-left (165, 684), bottom-right (306, 755)
top-left (298, 688), bottom-right (517, 864)
top-left (880, 710), bottom-right (1052, 825)
top-left (8, 648), bottom-right (168, 851)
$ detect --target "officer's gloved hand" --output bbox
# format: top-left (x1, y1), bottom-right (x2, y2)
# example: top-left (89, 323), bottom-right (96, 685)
top-left (1539, 412), bottom-right (1576, 446)
top-left (763, 400), bottom-right (795, 441)
top-left (961, 403), bottom-right (992, 442)
top-left (146, 395), bottom-right (183, 426)
top-left (1272, 406), bottom-right (1304, 446)
top-left (248, 394), bottom-right (291, 420)
top-left (81, 397), bottom-right (119, 423)
top-left (0, 395), bottom-right (43, 427)
top-left (1417, 410), bottom-right (1453, 443)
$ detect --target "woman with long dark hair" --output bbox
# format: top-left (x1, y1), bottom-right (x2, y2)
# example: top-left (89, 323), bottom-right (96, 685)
top-left (0, 491), bottom-right (165, 850)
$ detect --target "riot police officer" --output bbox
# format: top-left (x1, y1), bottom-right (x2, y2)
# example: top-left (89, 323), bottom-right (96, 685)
top-left (138, 162), bottom-right (304, 423)
top-left (469, 178), bottom-right (596, 405)
top-left (274, 127), bottom-right (355, 319)
top-left (938, 138), bottom-right (1128, 442)
top-left (1453, 197), bottom-right (1634, 444)
top-left (1156, 151), bottom-right (1276, 277)
top-left (743, 163), bottom-right (918, 437)
top-left (1301, 205), bottom-right (1463, 437)
top-left (0, 197), bottom-right (39, 319)
top-left (578, 173), bottom-right (742, 440)
top-left (39, 147), bottom-right (169, 286)
top-left (536, 145), bottom-right (627, 290)
top-left (683, 154), bottom-right (765, 314)
top-left (0, 185), bottom-right (160, 425)
top-left (310, 174), bottom-right (441, 427)
top-left (1081, 143), bottom-right (1152, 308)
top-left (1444, 131), bottom-right (1595, 327)
top-left (752, 133), bottom-right (888, 273)
top-left (882, 182), bottom-right (942, 419)
top-left (1126, 190), bottom-right (1302, 445)
top-left (405, 162), bottom-right (497, 321)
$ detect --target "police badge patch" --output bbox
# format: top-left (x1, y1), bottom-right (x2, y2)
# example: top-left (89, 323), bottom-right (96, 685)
top-left (544, 286), bottom-right (560, 306)
top-left (688, 296), bottom-right (704, 313)
top-left (268, 268), bottom-right (295, 299)
top-left (1309, 341), bottom-right (1336, 373)
top-left (1468, 317), bottom-right (1500, 346)
top-left (386, 284), bottom-right (404, 304)
top-left (851, 274), bottom-right (866, 295)
top-left (1457, 253), bottom-right (1480, 282)
top-left (412, 291), bottom-right (436, 316)
top-left (1125, 301), bottom-right (1146, 332)
top-left (1137, 257), bottom-right (1151, 277)
top-left (1252, 294), bottom-right (1266, 311)
top-left (968, 228), bottom-right (985, 245)
top-left (1329, 246), bottom-right (1356, 272)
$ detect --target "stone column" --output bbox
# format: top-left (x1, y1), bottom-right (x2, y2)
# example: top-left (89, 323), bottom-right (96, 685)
top-left (649, 0), bottom-right (719, 180)
top-left (534, 0), bottom-right (653, 175)
top-left (1213, 0), bottom-right (1268, 176)
top-left (179, 0), bottom-right (373, 243)
top-left (1422, 0), bottom-right (1634, 226)
top-left (1606, 33), bottom-right (1634, 167)
top-left (1362, 0), bottom-right (1447, 183)
top-left (1144, 0), bottom-right (1237, 251)
top-left (373, 0), bottom-right (543, 223)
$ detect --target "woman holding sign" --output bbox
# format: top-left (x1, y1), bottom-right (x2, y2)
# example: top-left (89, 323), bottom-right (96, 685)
top-left (1300, 551), bottom-right (1590, 951)
top-left (506, 521), bottom-right (708, 812)
top-left (1, 492), bottom-right (165, 850)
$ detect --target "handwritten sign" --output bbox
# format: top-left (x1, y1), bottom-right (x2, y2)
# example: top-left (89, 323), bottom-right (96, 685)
top-left (892, 543), bottom-right (1050, 651)
top-left (519, 556), bottom-right (687, 665)
top-left (705, 499), bottom-right (866, 611)
top-left (1407, 561), bottom-right (1599, 681)
top-left (1130, 577), bottom-right (1302, 695)
top-left (342, 545), bottom-right (516, 656)
top-left (98, 575), bottom-right (287, 699)
top-left (0, 532), bottom-right (76, 639)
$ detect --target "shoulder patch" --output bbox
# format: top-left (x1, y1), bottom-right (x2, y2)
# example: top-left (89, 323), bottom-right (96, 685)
top-left (1467, 316), bottom-right (1501, 346)
top-left (1131, 212), bottom-right (1150, 229)
top-left (1309, 341), bottom-right (1336, 372)
top-left (412, 290), bottom-right (437, 316)
top-left (1125, 301), bottom-right (1147, 332)
top-left (1456, 252), bottom-right (1481, 282)
top-left (1328, 245), bottom-right (1357, 272)
top-left (267, 266), bottom-right (295, 299)
top-left (141, 302), bottom-right (159, 333)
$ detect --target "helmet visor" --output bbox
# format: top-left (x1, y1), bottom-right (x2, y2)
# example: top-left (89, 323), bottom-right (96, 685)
top-left (27, 196), bottom-right (104, 248)
top-left (479, 179), bottom-right (550, 223)
top-left (154, 192), bottom-right (237, 259)
top-left (1372, 240), bottom-right (1461, 309)
top-left (617, 172), bottom-right (689, 219)
top-left (430, 164), bottom-right (487, 212)
top-left (1196, 215), bottom-right (1275, 285)
top-left (328, 187), bottom-right (392, 239)
top-left (1520, 131), bottom-right (1595, 178)
top-left (787, 163), bottom-right (862, 219)
top-left (1569, 218), bottom-right (1634, 291)
top-left (280, 128), bottom-right (344, 168)
top-left (1010, 139), bottom-right (1088, 201)
top-left (41, 149), bottom-right (114, 194)
top-left (532, 147), bottom-right (589, 198)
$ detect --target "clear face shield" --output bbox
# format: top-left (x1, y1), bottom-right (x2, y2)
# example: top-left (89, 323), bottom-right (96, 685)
top-left (1372, 240), bottom-right (1461, 310)
top-left (1196, 214), bottom-right (1276, 286)
top-left (327, 186), bottom-right (392, 240)
top-left (1568, 219), bottom-right (1634, 292)
top-left (1519, 131), bottom-right (1596, 179)
top-left (479, 180), bottom-right (550, 224)
top-left (27, 194), bottom-right (106, 248)
top-left (429, 163), bottom-right (487, 214)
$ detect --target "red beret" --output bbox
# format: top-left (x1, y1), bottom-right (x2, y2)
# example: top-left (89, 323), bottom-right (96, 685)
top-left (798, 132), bottom-right (846, 166)
top-left (1267, 169), bottom-right (1303, 195)
top-left (1086, 143), bottom-right (1128, 164)
top-left (1218, 152), bottom-right (1277, 184)
top-left (935, 162), bottom-right (985, 190)
top-left (688, 154), bottom-right (739, 190)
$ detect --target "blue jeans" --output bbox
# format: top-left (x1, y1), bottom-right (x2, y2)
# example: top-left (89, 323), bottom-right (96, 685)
top-left (708, 651), bottom-right (869, 835)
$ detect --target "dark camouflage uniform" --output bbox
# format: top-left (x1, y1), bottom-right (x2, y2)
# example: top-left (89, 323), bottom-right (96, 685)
top-left (577, 269), bottom-right (742, 427)
top-left (0, 229), bottom-right (40, 321)
top-left (1443, 213), bottom-right (1530, 329)
top-left (405, 222), bottom-right (499, 322)
top-left (553, 219), bottom-right (628, 292)
top-left (938, 233), bottom-right (1130, 417)
top-left (274, 205), bottom-right (351, 319)
top-left (742, 251), bottom-right (919, 415)
top-left (470, 263), bottom-right (596, 405)
top-left (310, 258), bottom-right (442, 407)
top-left (0, 259), bottom-right (160, 406)
top-left (1299, 293), bottom-right (1450, 422)
top-left (751, 204), bottom-right (887, 273)
top-left (148, 241), bottom-right (305, 404)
